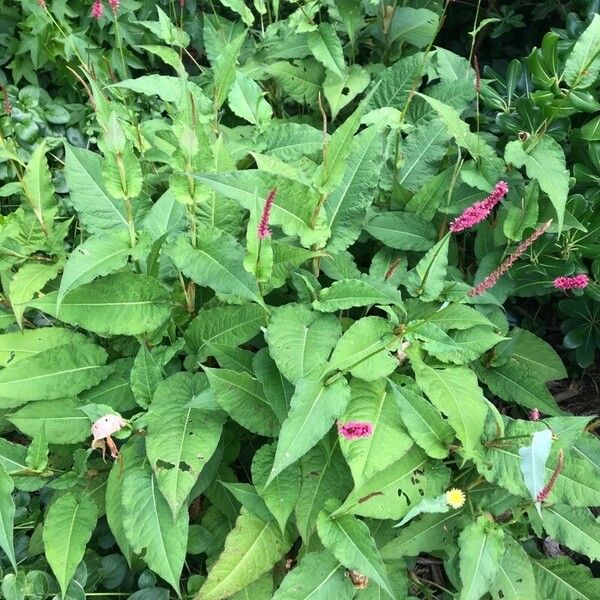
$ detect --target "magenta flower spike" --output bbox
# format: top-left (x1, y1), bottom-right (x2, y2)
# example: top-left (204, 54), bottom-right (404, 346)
top-left (338, 421), bottom-right (374, 440)
top-left (258, 188), bottom-right (277, 240)
top-left (554, 274), bottom-right (589, 291)
top-left (91, 0), bottom-right (104, 19)
top-left (449, 181), bottom-right (509, 233)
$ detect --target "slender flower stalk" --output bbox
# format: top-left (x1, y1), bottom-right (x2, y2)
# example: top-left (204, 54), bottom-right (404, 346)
top-left (91, 0), bottom-right (104, 19)
top-left (554, 274), bottom-right (589, 290)
top-left (258, 188), bottom-right (276, 240)
top-left (468, 220), bottom-right (552, 297)
top-left (537, 449), bottom-right (564, 503)
top-left (450, 181), bottom-right (509, 233)
top-left (338, 421), bottom-right (373, 440)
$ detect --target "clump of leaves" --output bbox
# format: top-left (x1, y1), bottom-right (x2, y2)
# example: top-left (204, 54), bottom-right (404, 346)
top-left (0, 2), bottom-right (599, 600)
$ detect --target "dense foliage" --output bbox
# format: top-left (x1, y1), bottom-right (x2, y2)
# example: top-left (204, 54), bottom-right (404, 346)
top-left (1, 1), bottom-right (599, 599)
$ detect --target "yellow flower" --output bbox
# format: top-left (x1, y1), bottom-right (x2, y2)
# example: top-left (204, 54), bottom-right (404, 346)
top-left (446, 488), bottom-right (466, 509)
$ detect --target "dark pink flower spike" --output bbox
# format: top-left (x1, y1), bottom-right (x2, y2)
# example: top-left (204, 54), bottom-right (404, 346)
top-left (468, 220), bottom-right (551, 297)
top-left (258, 188), bottom-right (277, 240)
top-left (449, 181), bottom-right (509, 233)
top-left (91, 0), bottom-right (104, 19)
top-left (338, 421), bottom-right (374, 440)
top-left (537, 449), bottom-right (564, 503)
top-left (554, 274), bottom-right (589, 291)
top-left (529, 407), bottom-right (540, 421)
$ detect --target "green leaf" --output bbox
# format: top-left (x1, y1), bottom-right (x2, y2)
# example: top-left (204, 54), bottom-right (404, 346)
top-left (266, 304), bottom-right (341, 383)
top-left (532, 504), bottom-right (600, 562)
top-left (185, 304), bottom-right (266, 362)
top-left (269, 368), bottom-right (350, 483)
top-left (504, 136), bottom-right (568, 231)
top-left (396, 119), bottom-right (451, 192)
top-left (411, 360), bottom-right (486, 451)
top-left (458, 516), bottom-right (505, 600)
top-left (308, 23), bottom-right (346, 79)
top-left (143, 189), bottom-right (186, 241)
top-left (340, 379), bottom-right (412, 486)
top-left (57, 231), bottom-right (131, 310)
top-left (130, 345), bottom-right (162, 409)
top-left (332, 449), bottom-right (448, 520)
top-left (122, 461), bottom-right (188, 594)
top-left (0, 463), bottom-right (17, 571)
top-left (0, 438), bottom-right (28, 474)
top-left (267, 60), bottom-right (325, 106)
top-left (519, 428), bottom-right (553, 507)
top-left (252, 348), bottom-right (292, 424)
top-left (388, 377), bottom-right (453, 459)
top-left (317, 510), bottom-right (395, 599)
top-left (8, 262), bottom-right (60, 328)
top-left (490, 536), bottom-right (536, 600)
top-left (230, 574), bottom-right (272, 600)
top-left (323, 66), bottom-right (370, 121)
top-left (204, 368), bottom-right (278, 437)
top-left (0, 342), bottom-right (110, 405)
top-left (473, 360), bottom-right (561, 415)
top-left (168, 231), bottom-right (263, 305)
top-left (64, 145), bottom-right (129, 234)
top-left (563, 14), bottom-right (600, 88)
top-left (314, 278), bottom-right (402, 312)
top-left (146, 372), bottom-right (225, 516)
top-left (213, 32), bottom-right (246, 109)
top-left (260, 123), bottom-right (323, 161)
top-left (324, 126), bottom-right (383, 253)
top-left (404, 234), bottom-right (449, 302)
top-left (273, 550), bottom-right (355, 600)
top-left (295, 441), bottom-right (353, 542)
top-left (43, 493), bottom-right (98, 597)
top-left (8, 397), bottom-right (91, 443)
top-left (530, 557), bottom-right (600, 600)
top-left (32, 273), bottom-right (171, 336)
top-left (423, 303), bottom-right (496, 331)
top-left (220, 481), bottom-right (273, 523)
top-left (365, 211), bottom-right (435, 251)
top-left (21, 140), bottom-right (56, 230)
top-left (199, 508), bottom-right (294, 600)
top-left (389, 7), bottom-right (438, 48)
top-left (228, 72), bottom-right (272, 127)
top-left (330, 316), bottom-right (399, 381)
top-left (369, 54), bottom-right (425, 110)
top-left (252, 443), bottom-right (300, 533)
top-left (139, 45), bottom-right (186, 77)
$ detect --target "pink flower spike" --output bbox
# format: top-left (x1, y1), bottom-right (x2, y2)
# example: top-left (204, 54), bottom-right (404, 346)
top-left (38, 0), bottom-right (46, 7)
top-left (537, 449), bottom-right (564, 503)
top-left (258, 188), bottom-right (277, 240)
top-left (554, 274), bottom-right (589, 291)
top-left (108, 0), bottom-right (119, 12)
top-left (529, 407), bottom-right (540, 421)
top-left (91, 0), bottom-right (104, 19)
top-left (449, 181), bottom-right (509, 233)
top-left (338, 421), bottom-right (373, 440)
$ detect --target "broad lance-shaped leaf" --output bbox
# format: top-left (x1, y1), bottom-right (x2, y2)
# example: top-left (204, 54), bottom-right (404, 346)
top-left (266, 303), bottom-right (341, 384)
top-left (230, 575), bottom-right (272, 600)
top-left (369, 53), bottom-right (426, 110)
top-left (458, 517), bottom-right (505, 600)
top-left (31, 272), bottom-right (171, 336)
top-left (411, 357), bottom-right (486, 451)
top-left (324, 126), bottom-right (383, 253)
top-left (57, 231), bottom-right (131, 310)
top-left (122, 461), bottom-right (188, 594)
top-left (43, 492), bottom-right (98, 598)
top-left (563, 13), bottom-right (600, 88)
top-left (330, 316), bottom-right (400, 382)
top-left (0, 463), bottom-right (17, 571)
top-left (530, 504), bottom-right (600, 562)
top-left (145, 372), bottom-right (225, 517)
top-left (490, 535), bottom-right (536, 600)
top-left (268, 368), bottom-right (350, 484)
top-left (295, 441), bottom-right (353, 542)
top-left (519, 428), bottom-right (552, 512)
top-left (168, 230), bottom-right (263, 305)
top-left (204, 367), bottom-right (278, 437)
top-left (228, 72), bottom-right (272, 127)
top-left (198, 508), bottom-right (294, 600)
top-left (530, 556), bottom-right (600, 600)
top-left (504, 136), bottom-right (568, 232)
top-left (130, 344), bottom-right (162, 409)
top-left (252, 443), bottom-right (300, 533)
top-left (313, 278), bottom-right (403, 312)
top-left (365, 210), bottom-right (435, 251)
top-left (64, 144), bottom-right (129, 234)
top-left (9, 262), bottom-right (60, 329)
top-left (213, 32), bottom-right (246, 109)
top-left (404, 234), bottom-right (449, 302)
top-left (317, 508), bottom-right (396, 599)
top-left (273, 550), bottom-right (355, 600)
top-left (0, 342), bottom-right (111, 406)
top-left (339, 378), bottom-right (412, 486)
top-left (308, 22), bottom-right (346, 79)
top-left (194, 171), bottom-right (329, 247)
top-left (21, 140), bottom-right (56, 230)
